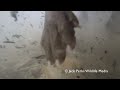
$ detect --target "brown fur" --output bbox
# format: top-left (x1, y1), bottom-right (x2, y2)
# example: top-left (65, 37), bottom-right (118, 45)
top-left (41, 11), bottom-right (79, 65)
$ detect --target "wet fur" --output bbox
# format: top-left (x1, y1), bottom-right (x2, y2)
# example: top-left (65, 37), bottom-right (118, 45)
top-left (41, 11), bottom-right (79, 65)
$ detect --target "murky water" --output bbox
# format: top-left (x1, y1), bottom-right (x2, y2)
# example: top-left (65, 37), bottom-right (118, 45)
top-left (0, 11), bottom-right (120, 79)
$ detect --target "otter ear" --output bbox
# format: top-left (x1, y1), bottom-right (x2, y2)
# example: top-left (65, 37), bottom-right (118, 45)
top-left (64, 11), bottom-right (80, 28)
